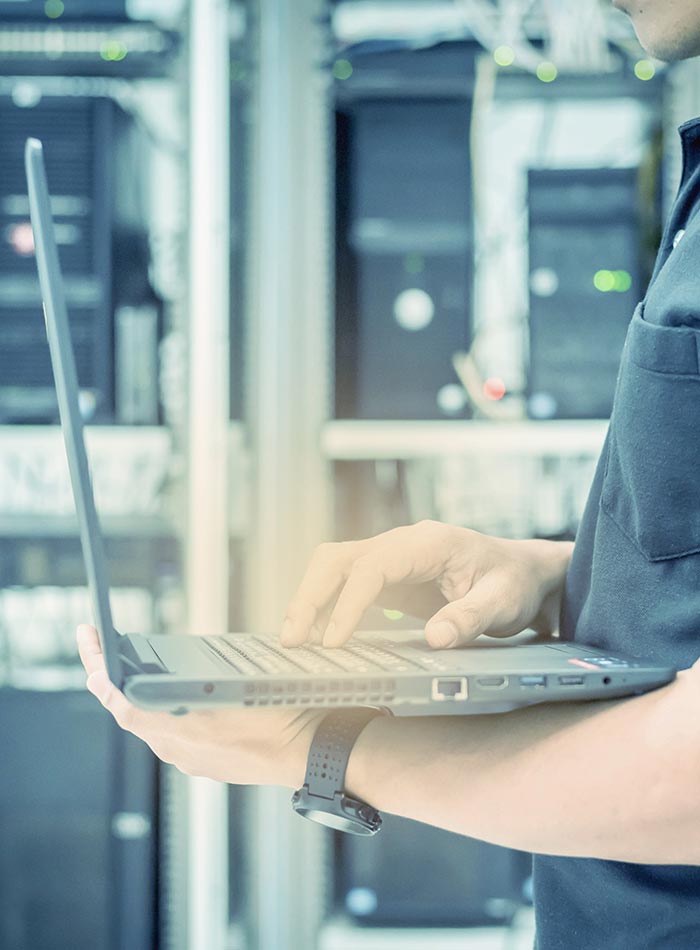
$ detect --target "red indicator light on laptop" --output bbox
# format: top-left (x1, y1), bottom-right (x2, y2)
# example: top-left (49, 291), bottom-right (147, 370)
top-left (568, 658), bottom-right (599, 670)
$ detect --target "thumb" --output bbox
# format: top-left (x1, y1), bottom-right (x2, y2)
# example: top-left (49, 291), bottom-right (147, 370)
top-left (425, 578), bottom-right (497, 649)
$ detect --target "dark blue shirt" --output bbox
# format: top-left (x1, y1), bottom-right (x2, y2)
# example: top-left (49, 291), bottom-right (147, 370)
top-left (533, 118), bottom-right (700, 949)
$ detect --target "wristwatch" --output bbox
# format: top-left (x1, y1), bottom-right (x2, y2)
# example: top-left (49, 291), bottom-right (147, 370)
top-left (291, 707), bottom-right (385, 835)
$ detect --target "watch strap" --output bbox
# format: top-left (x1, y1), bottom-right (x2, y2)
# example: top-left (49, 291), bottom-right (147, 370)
top-left (304, 707), bottom-right (383, 800)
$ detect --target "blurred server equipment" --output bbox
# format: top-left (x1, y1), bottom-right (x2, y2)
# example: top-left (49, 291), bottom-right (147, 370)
top-left (527, 166), bottom-right (643, 420)
top-left (0, 687), bottom-right (157, 950)
top-left (335, 43), bottom-right (475, 420)
top-left (336, 813), bottom-right (530, 926)
top-left (0, 95), bottom-right (115, 422)
top-left (115, 304), bottom-right (160, 424)
top-left (0, 0), bottom-right (128, 18)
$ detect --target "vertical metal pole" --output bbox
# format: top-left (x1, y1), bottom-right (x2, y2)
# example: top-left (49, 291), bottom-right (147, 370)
top-left (186, 0), bottom-right (230, 948)
top-left (245, 0), bottom-right (333, 947)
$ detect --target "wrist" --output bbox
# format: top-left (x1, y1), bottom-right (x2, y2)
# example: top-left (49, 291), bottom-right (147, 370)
top-left (269, 709), bottom-right (327, 789)
top-left (525, 538), bottom-right (574, 591)
top-left (519, 538), bottom-right (573, 636)
top-left (344, 713), bottom-right (392, 805)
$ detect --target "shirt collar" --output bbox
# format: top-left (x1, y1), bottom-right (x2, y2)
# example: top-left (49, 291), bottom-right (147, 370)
top-left (677, 117), bottom-right (700, 187)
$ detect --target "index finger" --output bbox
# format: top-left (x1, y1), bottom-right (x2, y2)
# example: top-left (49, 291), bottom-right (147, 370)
top-left (281, 541), bottom-right (362, 646)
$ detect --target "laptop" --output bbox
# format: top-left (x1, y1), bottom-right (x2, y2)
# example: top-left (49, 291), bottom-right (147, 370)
top-left (25, 136), bottom-right (677, 716)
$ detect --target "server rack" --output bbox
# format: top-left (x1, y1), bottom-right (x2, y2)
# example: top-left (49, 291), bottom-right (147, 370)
top-left (335, 43), bottom-right (476, 420)
top-left (0, 95), bottom-right (116, 422)
top-left (0, 687), bottom-right (158, 950)
top-left (527, 166), bottom-right (644, 419)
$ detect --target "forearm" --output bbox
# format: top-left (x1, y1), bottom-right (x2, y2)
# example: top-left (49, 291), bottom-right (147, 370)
top-left (344, 667), bottom-right (700, 864)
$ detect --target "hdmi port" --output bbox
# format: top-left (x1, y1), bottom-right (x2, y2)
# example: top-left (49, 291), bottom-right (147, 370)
top-left (476, 676), bottom-right (508, 689)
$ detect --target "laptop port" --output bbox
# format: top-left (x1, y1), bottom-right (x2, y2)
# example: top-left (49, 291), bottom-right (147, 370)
top-left (432, 677), bottom-right (468, 701)
top-left (476, 676), bottom-right (508, 689)
top-left (520, 675), bottom-right (547, 688)
top-left (558, 675), bottom-right (585, 686)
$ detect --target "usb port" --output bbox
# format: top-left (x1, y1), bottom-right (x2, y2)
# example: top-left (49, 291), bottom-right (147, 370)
top-left (558, 675), bottom-right (585, 686)
top-left (476, 676), bottom-right (507, 689)
top-left (520, 675), bottom-right (546, 687)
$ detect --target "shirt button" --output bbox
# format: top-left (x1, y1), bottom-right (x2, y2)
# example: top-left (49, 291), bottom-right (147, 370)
top-left (673, 228), bottom-right (686, 249)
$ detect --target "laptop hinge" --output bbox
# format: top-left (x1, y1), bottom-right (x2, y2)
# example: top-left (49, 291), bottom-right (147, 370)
top-left (118, 633), bottom-right (169, 674)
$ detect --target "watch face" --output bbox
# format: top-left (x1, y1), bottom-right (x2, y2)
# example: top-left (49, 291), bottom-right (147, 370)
top-left (292, 792), bottom-right (382, 836)
top-left (298, 805), bottom-right (377, 835)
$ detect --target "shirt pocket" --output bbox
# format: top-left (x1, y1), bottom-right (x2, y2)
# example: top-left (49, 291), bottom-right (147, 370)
top-left (600, 301), bottom-right (700, 561)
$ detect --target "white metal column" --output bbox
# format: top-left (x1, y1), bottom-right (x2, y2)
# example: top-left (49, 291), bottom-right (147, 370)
top-left (185, 1), bottom-right (231, 948)
top-left (245, 0), bottom-right (334, 947)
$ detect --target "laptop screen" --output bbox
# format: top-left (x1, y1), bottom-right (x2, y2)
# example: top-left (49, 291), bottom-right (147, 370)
top-left (25, 138), bottom-right (123, 689)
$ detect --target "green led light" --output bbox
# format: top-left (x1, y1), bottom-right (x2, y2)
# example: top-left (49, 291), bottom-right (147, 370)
top-left (536, 61), bottom-right (558, 83)
top-left (594, 270), bottom-right (615, 293)
top-left (44, 0), bottom-right (64, 17)
top-left (333, 59), bottom-right (353, 81)
top-left (634, 59), bottom-right (656, 81)
top-left (494, 45), bottom-right (515, 67)
top-left (100, 40), bottom-right (128, 62)
top-left (383, 609), bottom-right (404, 622)
top-left (613, 270), bottom-right (632, 292)
top-left (404, 252), bottom-right (425, 275)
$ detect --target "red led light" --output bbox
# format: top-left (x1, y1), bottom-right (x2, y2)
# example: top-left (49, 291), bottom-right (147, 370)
top-left (483, 376), bottom-right (506, 401)
top-left (8, 222), bottom-right (35, 257)
top-left (568, 658), bottom-right (599, 670)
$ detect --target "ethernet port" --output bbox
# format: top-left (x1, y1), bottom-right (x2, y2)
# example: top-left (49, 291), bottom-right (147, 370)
top-left (431, 677), bottom-right (468, 702)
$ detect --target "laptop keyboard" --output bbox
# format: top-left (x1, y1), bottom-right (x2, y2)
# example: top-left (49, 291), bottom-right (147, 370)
top-left (204, 635), bottom-right (424, 676)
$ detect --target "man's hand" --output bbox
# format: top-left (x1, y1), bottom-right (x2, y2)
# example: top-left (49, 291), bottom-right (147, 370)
top-left (281, 520), bottom-right (573, 649)
top-left (77, 625), bottom-right (322, 788)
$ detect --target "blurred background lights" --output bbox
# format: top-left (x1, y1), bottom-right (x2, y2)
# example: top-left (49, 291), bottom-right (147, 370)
top-left (594, 269), bottom-right (616, 292)
top-left (493, 45), bottom-right (515, 67)
top-left (333, 59), bottom-right (353, 81)
top-left (436, 383), bottom-right (468, 415)
top-left (8, 222), bottom-right (35, 257)
top-left (44, 0), bottom-right (64, 17)
top-left (100, 40), bottom-right (128, 62)
top-left (382, 609), bottom-right (404, 622)
top-left (393, 287), bottom-right (434, 331)
top-left (634, 59), bottom-right (656, 81)
top-left (528, 392), bottom-right (558, 419)
top-left (612, 269), bottom-right (632, 292)
top-left (11, 82), bottom-right (42, 109)
top-left (594, 269), bottom-right (631, 292)
top-left (483, 376), bottom-right (506, 401)
top-left (530, 266), bottom-right (559, 298)
top-left (536, 62), bottom-right (558, 83)
top-left (346, 887), bottom-right (379, 917)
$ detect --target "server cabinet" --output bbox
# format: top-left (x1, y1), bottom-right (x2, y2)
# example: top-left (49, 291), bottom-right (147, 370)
top-left (527, 167), bottom-right (643, 419)
top-left (0, 96), bottom-right (118, 422)
top-left (0, 687), bottom-right (158, 950)
top-left (336, 813), bottom-right (530, 927)
top-left (335, 45), bottom-right (475, 420)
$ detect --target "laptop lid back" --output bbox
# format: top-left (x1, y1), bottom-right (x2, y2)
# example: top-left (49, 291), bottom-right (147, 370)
top-left (25, 137), bottom-right (124, 689)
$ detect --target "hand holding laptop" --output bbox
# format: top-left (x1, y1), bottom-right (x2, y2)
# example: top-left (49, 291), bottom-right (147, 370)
top-left (77, 623), bottom-right (324, 789)
top-left (281, 521), bottom-right (574, 651)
